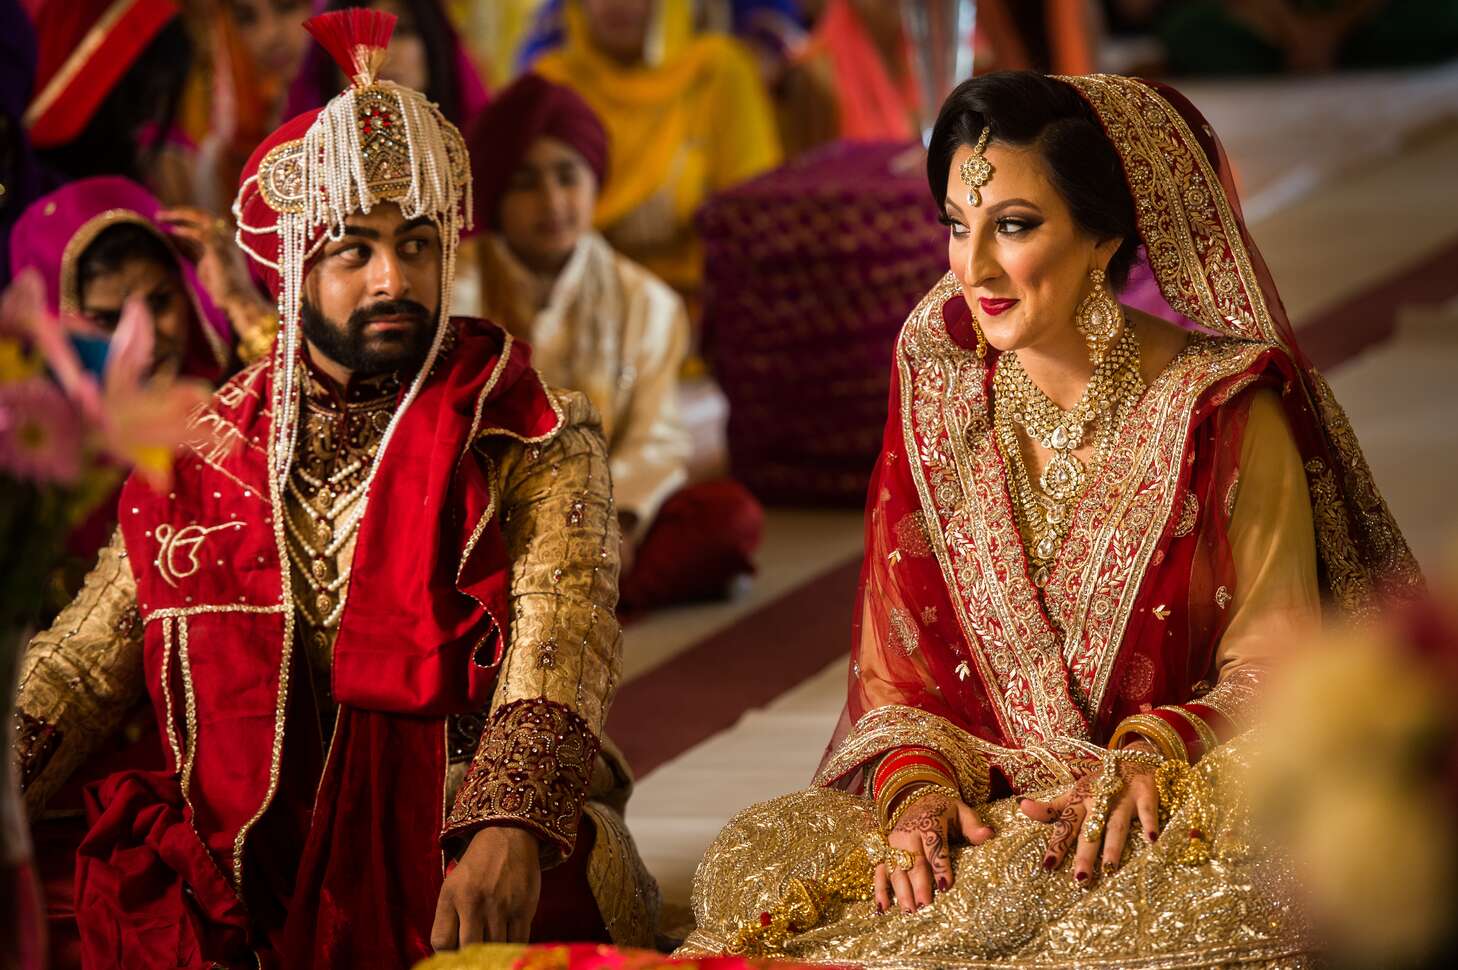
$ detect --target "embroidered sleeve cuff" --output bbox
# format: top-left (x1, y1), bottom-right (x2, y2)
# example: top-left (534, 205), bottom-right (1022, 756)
top-left (442, 698), bottom-right (600, 865)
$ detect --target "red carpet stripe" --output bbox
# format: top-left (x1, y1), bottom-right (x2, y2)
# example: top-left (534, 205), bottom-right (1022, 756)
top-left (607, 558), bottom-right (862, 778)
top-left (1296, 233), bottom-right (1458, 371)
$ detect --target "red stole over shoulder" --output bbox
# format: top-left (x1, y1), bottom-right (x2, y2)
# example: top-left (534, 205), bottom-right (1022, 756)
top-left (76, 319), bottom-right (563, 968)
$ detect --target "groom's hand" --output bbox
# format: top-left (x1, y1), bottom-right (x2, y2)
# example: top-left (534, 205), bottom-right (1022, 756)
top-left (431, 826), bottom-right (542, 949)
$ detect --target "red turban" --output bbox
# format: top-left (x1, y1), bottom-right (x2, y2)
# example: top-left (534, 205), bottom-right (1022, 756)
top-left (25, 0), bottom-right (179, 148)
top-left (233, 109), bottom-right (322, 301)
top-left (467, 73), bottom-right (609, 228)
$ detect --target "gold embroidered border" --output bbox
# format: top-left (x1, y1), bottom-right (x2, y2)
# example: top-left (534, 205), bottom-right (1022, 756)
top-left (232, 361), bottom-right (298, 887)
top-left (898, 275), bottom-right (1085, 743)
top-left (21, 0), bottom-right (133, 131)
top-left (1060, 75), bottom-right (1280, 347)
top-left (814, 704), bottom-right (1043, 799)
top-left (443, 697), bottom-right (600, 861)
top-left (1049, 341), bottom-right (1267, 717)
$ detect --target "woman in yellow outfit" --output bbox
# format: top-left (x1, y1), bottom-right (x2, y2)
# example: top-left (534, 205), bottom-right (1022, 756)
top-left (534, 0), bottom-right (782, 308)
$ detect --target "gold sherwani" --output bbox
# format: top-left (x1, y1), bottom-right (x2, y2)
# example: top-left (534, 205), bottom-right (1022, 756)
top-left (13, 373), bottom-right (658, 946)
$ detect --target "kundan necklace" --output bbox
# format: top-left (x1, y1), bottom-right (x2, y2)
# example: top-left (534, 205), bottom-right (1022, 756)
top-left (994, 318), bottom-right (1144, 588)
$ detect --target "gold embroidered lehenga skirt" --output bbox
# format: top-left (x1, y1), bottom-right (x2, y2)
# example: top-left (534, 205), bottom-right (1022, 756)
top-left (680, 741), bottom-right (1310, 968)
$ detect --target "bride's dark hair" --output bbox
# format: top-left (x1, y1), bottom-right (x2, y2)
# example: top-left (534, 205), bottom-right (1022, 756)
top-left (927, 71), bottom-right (1140, 290)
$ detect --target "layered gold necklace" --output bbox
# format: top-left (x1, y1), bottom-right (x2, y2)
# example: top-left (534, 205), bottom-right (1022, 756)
top-left (993, 319), bottom-right (1144, 589)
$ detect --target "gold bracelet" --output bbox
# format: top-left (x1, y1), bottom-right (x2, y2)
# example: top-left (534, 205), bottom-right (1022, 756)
top-left (1108, 713), bottom-right (1189, 763)
top-left (885, 784), bottom-right (960, 833)
top-left (1159, 705), bottom-right (1218, 758)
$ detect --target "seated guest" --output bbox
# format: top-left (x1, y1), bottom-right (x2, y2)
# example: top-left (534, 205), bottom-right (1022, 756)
top-left (10, 176), bottom-right (237, 388)
top-left (26, 0), bottom-right (197, 200)
top-left (532, 0), bottom-right (782, 308)
top-left (285, 0), bottom-right (490, 129)
top-left (465, 73), bottom-right (762, 612)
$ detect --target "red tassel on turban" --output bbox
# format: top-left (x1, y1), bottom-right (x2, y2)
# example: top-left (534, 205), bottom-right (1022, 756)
top-left (467, 73), bottom-right (609, 228)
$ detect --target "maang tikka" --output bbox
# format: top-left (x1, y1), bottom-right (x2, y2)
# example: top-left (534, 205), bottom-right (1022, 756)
top-left (960, 125), bottom-right (994, 362)
top-left (959, 126), bottom-right (994, 207)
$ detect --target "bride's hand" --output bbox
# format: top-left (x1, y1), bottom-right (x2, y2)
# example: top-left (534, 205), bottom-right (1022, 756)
top-left (1018, 747), bottom-right (1161, 884)
top-left (875, 789), bottom-right (994, 914)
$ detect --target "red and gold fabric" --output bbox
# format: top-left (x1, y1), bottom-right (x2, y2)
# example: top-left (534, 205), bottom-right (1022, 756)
top-left (416, 942), bottom-right (825, 970)
top-left (24, 0), bottom-right (180, 148)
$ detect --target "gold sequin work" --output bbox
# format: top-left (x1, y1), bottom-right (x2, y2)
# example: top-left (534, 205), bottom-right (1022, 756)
top-left (681, 737), bottom-right (1312, 967)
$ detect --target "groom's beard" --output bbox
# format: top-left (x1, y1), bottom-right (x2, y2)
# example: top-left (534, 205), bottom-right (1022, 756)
top-left (299, 297), bottom-right (436, 377)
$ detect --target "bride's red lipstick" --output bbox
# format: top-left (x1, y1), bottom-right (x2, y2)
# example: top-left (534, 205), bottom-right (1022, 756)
top-left (979, 297), bottom-right (1019, 317)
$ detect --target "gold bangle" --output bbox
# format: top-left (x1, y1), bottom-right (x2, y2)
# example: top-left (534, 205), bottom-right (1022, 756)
top-left (1108, 713), bottom-right (1189, 763)
top-left (1159, 705), bottom-right (1218, 758)
top-left (875, 767), bottom-right (956, 825)
top-left (884, 784), bottom-right (960, 833)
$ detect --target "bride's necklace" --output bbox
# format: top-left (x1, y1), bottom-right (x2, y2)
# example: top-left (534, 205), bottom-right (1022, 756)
top-left (993, 319), bottom-right (1145, 588)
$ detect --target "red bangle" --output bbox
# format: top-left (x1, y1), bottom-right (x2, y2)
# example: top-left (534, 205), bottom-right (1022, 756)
top-left (873, 747), bottom-right (954, 799)
top-left (1182, 702), bottom-right (1234, 741)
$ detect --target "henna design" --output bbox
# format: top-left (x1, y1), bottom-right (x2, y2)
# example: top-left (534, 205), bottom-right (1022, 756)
top-left (893, 792), bottom-right (958, 890)
top-left (1043, 803), bottom-right (1083, 866)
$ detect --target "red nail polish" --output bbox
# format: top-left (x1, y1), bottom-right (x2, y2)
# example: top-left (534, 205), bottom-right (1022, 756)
top-left (876, 902), bottom-right (884, 913)
top-left (1189, 828), bottom-right (1204, 840)
top-left (938, 877), bottom-right (949, 890)
top-left (1042, 856), bottom-right (1056, 871)
top-left (1148, 830), bottom-right (1158, 842)
top-left (1075, 871), bottom-right (1087, 882)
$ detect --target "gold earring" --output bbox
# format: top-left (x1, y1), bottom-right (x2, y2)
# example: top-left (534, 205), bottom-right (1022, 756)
top-left (1075, 266), bottom-right (1120, 365)
top-left (971, 313), bottom-right (987, 362)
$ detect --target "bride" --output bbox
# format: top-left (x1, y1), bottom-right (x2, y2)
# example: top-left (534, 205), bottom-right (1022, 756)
top-left (680, 71), bottom-right (1422, 967)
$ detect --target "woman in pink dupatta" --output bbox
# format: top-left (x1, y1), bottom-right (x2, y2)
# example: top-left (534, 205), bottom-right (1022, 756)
top-left (680, 71), bottom-right (1421, 966)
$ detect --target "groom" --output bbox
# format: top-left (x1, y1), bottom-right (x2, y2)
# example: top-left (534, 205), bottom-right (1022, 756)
top-left (11, 10), bottom-right (655, 968)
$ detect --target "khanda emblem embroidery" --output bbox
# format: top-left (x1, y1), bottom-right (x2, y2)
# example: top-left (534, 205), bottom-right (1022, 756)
top-left (155, 522), bottom-right (247, 588)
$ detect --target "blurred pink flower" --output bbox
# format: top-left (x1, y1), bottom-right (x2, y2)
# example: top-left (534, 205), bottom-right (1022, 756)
top-left (96, 297), bottom-right (213, 490)
top-left (0, 379), bottom-right (85, 484)
top-left (0, 269), bottom-right (103, 420)
top-left (1, 272), bottom-right (219, 492)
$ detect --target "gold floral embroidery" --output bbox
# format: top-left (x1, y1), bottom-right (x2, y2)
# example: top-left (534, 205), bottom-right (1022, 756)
top-left (1063, 75), bottom-right (1421, 620)
top-left (444, 698), bottom-right (599, 856)
top-left (816, 705), bottom-right (1021, 801)
top-left (1216, 586), bottom-right (1232, 610)
top-left (899, 276), bottom-right (1082, 745)
top-left (1224, 471), bottom-right (1241, 518)
top-left (892, 511), bottom-right (932, 557)
top-left (920, 606), bottom-right (939, 626)
top-left (1172, 491), bottom-right (1199, 538)
top-left (1196, 666), bottom-right (1263, 729)
top-left (887, 607), bottom-right (919, 657)
top-left (1308, 374), bottom-right (1425, 609)
top-left (1303, 457), bottom-right (1370, 617)
top-left (1061, 75), bottom-right (1279, 345)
